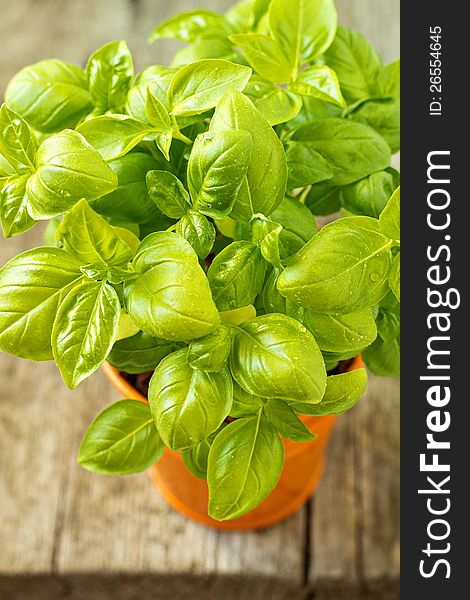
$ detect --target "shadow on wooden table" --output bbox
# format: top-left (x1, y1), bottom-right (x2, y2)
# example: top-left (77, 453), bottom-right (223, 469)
top-left (0, 574), bottom-right (399, 600)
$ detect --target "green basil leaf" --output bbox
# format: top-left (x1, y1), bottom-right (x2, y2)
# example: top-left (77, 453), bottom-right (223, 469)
top-left (288, 118), bottom-right (391, 185)
top-left (286, 96), bottom-right (342, 131)
top-left (26, 130), bottom-right (117, 219)
top-left (182, 424), bottom-right (227, 479)
top-left (220, 304), bottom-right (257, 326)
top-left (78, 399), bottom-right (163, 475)
top-left (4, 59), bottom-right (92, 133)
top-left (231, 382), bottom-right (264, 417)
top-left (210, 92), bottom-right (287, 221)
top-left (291, 368), bottom-right (367, 416)
top-left (269, 0), bottom-right (337, 75)
top-left (251, 0), bottom-right (271, 26)
top-left (324, 26), bottom-right (382, 103)
top-left (270, 196), bottom-right (317, 258)
top-left (379, 186), bottom-right (400, 241)
top-left (168, 60), bottom-right (252, 116)
top-left (374, 58), bottom-right (400, 97)
top-left (125, 67), bottom-right (177, 120)
top-left (188, 130), bottom-right (253, 218)
top-left (389, 253), bottom-right (400, 301)
top-left (231, 313), bottom-right (326, 402)
top-left (263, 400), bottom-right (317, 442)
top-left (305, 180), bottom-right (342, 216)
top-left (349, 97), bottom-right (400, 154)
top-left (0, 153), bottom-right (15, 176)
top-left (225, 0), bottom-right (254, 31)
top-left (172, 38), bottom-right (238, 67)
top-left (56, 199), bottom-right (133, 271)
top-left (124, 232), bottom-right (220, 341)
top-left (52, 280), bottom-right (120, 388)
top-left (149, 10), bottom-right (232, 43)
top-left (175, 210), bottom-right (215, 259)
top-left (146, 170), bottom-right (191, 219)
top-left (285, 142), bottom-right (333, 189)
top-left (251, 215), bottom-right (283, 268)
top-left (145, 88), bottom-right (173, 133)
top-left (303, 307), bottom-right (377, 353)
top-left (0, 247), bottom-right (83, 360)
top-left (115, 310), bottom-right (140, 341)
top-left (243, 78), bottom-right (302, 126)
top-left (91, 153), bottom-right (166, 225)
top-left (341, 170), bottom-right (396, 218)
top-left (149, 348), bottom-right (233, 451)
top-left (375, 294), bottom-right (400, 343)
top-left (188, 322), bottom-right (232, 372)
top-left (229, 33), bottom-right (292, 83)
top-left (108, 332), bottom-right (179, 374)
top-left (278, 216), bottom-right (393, 314)
top-left (0, 104), bottom-right (38, 173)
top-left (207, 240), bottom-right (267, 310)
top-left (77, 115), bottom-right (157, 161)
top-left (0, 174), bottom-right (35, 237)
top-left (363, 335), bottom-right (400, 377)
top-left (86, 41), bottom-right (133, 112)
top-left (207, 412), bottom-right (284, 520)
top-left (289, 65), bottom-right (345, 107)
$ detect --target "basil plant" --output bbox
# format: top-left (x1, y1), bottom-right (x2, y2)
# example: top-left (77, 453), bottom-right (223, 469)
top-left (0, 0), bottom-right (400, 520)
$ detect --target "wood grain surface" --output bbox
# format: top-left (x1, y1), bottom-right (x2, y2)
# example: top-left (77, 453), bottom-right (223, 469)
top-left (0, 1), bottom-right (400, 597)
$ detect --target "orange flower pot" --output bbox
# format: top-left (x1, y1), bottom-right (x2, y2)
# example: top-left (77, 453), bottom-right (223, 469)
top-left (102, 355), bottom-right (364, 531)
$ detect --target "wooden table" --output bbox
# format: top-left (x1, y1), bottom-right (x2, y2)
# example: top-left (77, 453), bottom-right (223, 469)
top-left (0, 1), bottom-right (400, 598)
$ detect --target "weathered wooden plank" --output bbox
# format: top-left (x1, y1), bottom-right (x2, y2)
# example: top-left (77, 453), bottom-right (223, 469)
top-left (356, 376), bottom-right (400, 580)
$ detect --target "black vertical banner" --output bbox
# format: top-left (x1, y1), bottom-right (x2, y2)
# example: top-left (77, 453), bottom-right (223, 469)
top-left (401, 1), bottom-right (468, 597)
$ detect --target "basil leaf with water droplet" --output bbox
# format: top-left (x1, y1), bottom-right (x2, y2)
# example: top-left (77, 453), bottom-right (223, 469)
top-left (0, 174), bottom-right (35, 237)
top-left (56, 199), bottom-right (133, 271)
top-left (149, 348), bottom-right (233, 451)
top-left (210, 92), bottom-right (287, 222)
top-left (287, 118), bottom-right (391, 186)
top-left (207, 412), bottom-right (284, 520)
top-left (0, 104), bottom-right (38, 174)
top-left (303, 307), bottom-right (377, 353)
top-left (291, 369), bottom-right (368, 416)
top-left (52, 279), bottom-right (120, 389)
top-left (0, 248), bottom-right (83, 360)
top-left (188, 130), bottom-right (253, 219)
top-left (146, 170), bottom-right (191, 219)
top-left (231, 313), bottom-right (326, 403)
top-left (188, 322), bottom-right (232, 372)
top-left (168, 59), bottom-right (252, 116)
top-left (207, 240), bottom-right (267, 311)
top-left (175, 210), bottom-right (215, 259)
top-left (26, 129), bottom-right (118, 219)
top-left (124, 232), bottom-right (220, 342)
top-left (278, 216), bottom-right (393, 314)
